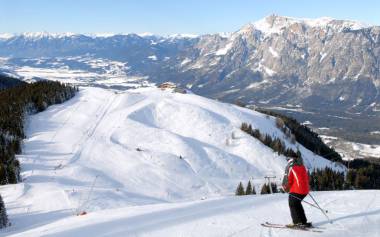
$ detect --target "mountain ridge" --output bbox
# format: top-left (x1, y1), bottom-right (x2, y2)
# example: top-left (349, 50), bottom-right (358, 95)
top-left (0, 15), bottom-right (374, 39)
top-left (1, 15), bottom-right (380, 115)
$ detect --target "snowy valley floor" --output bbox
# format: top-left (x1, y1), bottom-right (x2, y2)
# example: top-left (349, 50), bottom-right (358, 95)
top-left (1, 190), bottom-right (380, 237)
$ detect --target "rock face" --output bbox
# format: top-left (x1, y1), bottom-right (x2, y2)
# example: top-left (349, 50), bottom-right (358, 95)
top-left (1, 15), bottom-right (380, 114)
top-left (176, 15), bottom-right (380, 114)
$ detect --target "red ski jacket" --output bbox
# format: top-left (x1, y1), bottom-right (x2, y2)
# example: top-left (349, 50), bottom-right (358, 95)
top-left (282, 158), bottom-right (310, 195)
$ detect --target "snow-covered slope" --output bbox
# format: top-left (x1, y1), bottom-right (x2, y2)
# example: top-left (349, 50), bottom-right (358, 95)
top-left (2, 188), bottom-right (380, 237)
top-left (0, 86), bottom-right (344, 236)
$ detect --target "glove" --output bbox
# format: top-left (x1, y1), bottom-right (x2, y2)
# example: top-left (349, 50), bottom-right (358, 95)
top-left (282, 185), bottom-right (289, 193)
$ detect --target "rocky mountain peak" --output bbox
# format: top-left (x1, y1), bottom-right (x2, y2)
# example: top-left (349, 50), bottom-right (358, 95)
top-left (246, 15), bottom-right (371, 36)
top-left (0, 15), bottom-right (379, 115)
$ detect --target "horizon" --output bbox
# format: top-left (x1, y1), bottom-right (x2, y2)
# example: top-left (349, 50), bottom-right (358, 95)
top-left (0, 14), bottom-right (377, 37)
top-left (1, 0), bottom-right (380, 35)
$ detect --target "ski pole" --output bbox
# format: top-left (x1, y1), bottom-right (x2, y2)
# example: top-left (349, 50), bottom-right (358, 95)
top-left (308, 193), bottom-right (333, 224)
top-left (288, 193), bottom-right (328, 213)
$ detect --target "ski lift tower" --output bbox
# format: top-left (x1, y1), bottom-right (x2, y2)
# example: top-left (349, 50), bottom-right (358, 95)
top-left (264, 175), bottom-right (276, 194)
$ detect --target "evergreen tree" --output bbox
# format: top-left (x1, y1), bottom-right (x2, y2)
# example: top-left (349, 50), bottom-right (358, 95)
top-left (309, 168), bottom-right (345, 191)
top-left (0, 77), bottom-right (76, 185)
top-left (342, 159), bottom-right (380, 189)
top-left (271, 183), bottom-right (278, 193)
top-left (0, 194), bottom-right (8, 228)
top-left (254, 109), bottom-right (343, 162)
top-left (252, 183), bottom-right (256, 195)
top-left (260, 183), bottom-right (278, 194)
top-left (240, 122), bottom-right (299, 159)
top-left (260, 183), bottom-right (270, 194)
top-left (245, 181), bottom-right (253, 195)
top-left (263, 134), bottom-right (273, 146)
top-left (345, 170), bottom-right (355, 188)
top-left (355, 170), bottom-right (370, 189)
top-left (241, 123), bottom-right (249, 132)
top-left (252, 129), bottom-right (261, 139)
top-left (235, 182), bottom-right (245, 196)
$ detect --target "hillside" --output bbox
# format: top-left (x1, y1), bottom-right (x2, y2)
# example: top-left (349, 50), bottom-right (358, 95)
top-left (0, 75), bottom-right (25, 90)
top-left (0, 77), bottom-right (76, 185)
top-left (0, 85), bottom-right (348, 236)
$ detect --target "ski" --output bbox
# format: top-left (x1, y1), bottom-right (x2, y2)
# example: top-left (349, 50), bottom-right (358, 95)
top-left (261, 222), bottom-right (323, 233)
top-left (263, 221), bottom-right (324, 229)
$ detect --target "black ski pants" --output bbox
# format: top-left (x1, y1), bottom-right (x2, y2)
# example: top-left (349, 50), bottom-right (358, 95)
top-left (289, 193), bottom-right (307, 224)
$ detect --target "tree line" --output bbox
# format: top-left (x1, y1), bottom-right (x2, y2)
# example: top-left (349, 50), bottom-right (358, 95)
top-left (236, 164), bottom-right (380, 197)
top-left (253, 109), bottom-right (380, 190)
top-left (241, 122), bottom-right (301, 159)
top-left (0, 74), bottom-right (25, 90)
top-left (235, 180), bottom-right (281, 196)
top-left (344, 159), bottom-right (380, 189)
top-left (255, 109), bottom-right (342, 162)
top-left (0, 77), bottom-right (77, 185)
top-left (0, 76), bottom-right (77, 228)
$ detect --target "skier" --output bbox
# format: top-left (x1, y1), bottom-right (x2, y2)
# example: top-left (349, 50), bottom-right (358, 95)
top-left (282, 154), bottom-right (312, 228)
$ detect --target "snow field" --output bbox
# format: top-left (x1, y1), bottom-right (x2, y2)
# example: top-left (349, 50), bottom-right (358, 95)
top-left (0, 86), bottom-right (346, 236)
top-left (2, 189), bottom-right (380, 237)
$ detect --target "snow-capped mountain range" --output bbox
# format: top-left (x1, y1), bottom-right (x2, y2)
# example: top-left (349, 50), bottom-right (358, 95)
top-left (1, 14), bottom-right (380, 115)
top-left (0, 15), bottom-right (371, 39)
top-left (1, 15), bottom-right (380, 236)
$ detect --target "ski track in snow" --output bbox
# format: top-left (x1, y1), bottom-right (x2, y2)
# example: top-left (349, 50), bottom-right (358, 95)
top-left (0, 86), bottom-right (371, 237)
top-left (1, 191), bottom-right (380, 237)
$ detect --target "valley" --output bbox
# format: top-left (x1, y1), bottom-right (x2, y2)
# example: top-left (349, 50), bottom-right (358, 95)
top-left (1, 11), bottom-right (380, 236)
top-left (264, 106), bottom-right (380, 159)
top-left (1, 15), bottom-right (380, 154)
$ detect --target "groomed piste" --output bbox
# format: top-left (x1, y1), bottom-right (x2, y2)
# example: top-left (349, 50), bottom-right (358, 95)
top-left (1, 87), bottom-right (377, 237)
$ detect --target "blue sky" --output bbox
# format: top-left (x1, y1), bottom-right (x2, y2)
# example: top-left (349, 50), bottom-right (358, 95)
top-left (1, 0), bottom-right (379, 35)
